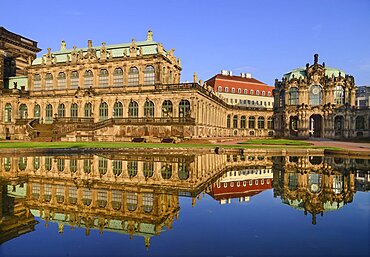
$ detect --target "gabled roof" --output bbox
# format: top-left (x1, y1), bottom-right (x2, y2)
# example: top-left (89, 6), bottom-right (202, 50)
top-left (206, 74), bottom-right (274, 93)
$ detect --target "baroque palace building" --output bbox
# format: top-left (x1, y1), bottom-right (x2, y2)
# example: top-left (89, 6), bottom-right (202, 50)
top-left (273, 54), bottom-right (370, 139)
top-left (0, 150), bottom-right (274, 246)
top-left (0, 27), bottom-right (274, 142)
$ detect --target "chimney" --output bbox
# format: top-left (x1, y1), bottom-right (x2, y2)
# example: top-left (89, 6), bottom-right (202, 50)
top-left (245, 73), bottom-right (252, 78)
top-left (229, 70), bottom-right (233, 76)
top-left (221, 70), bottom-right (228, 75)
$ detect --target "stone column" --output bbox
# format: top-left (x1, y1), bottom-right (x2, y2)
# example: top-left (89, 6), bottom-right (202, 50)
top-left (344, 88), bottom-right (349, 104)
top-left (0, 50), bottom-right (4, 89)
top-left (350, 89), bottom-right (356, 106)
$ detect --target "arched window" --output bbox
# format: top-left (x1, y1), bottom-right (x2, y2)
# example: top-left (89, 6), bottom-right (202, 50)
top-left (128, 161), bottom-right (138, 177)
top-left (334, 85), bottom-right (345, 105)
top-left (268, 117), bottom-right (274, 129)
top-left (162, 67), bottom-right (166, 83)
top-left (178, 160), bottom-right (189, 180)
top-left (99, 102), bottom-right (108, 121)
top-left (144, 66), bottom-right (155, 85)
top-left (113, 101), bottom-right (123, 118)
top-left (70, 71), bottom-right (79, 89)
top-left (225, 87), bottom-right (229, 93)
top-left (233, 115), bottom-right (238, 128)
top-left (45, 73), bottom-right (53, 90)
top-left (113, 68), bottom-right (123, 86)
top-left (57, 72), bottom-right (66, 89)
top-left (57, 159), bottom-right (65, 172)
top-left (268, 91), bottom-right (271, 96)
top-left (112, 160), bottom-right (122, 176)
top-left (290, 116), bottom-right (298, 131)
top-left (162, 100), bottom-right (173, 117)
top-left (84, 70), bottom-right (93, 88)
top-left (33, 157), bottom-right (40, 170)
top-left (143, 162), bottom-right (154, 178)
top-left (33, 74), bottom-right (41, 90)
top-left (99, 69), bottom-right (109, 87)
top-left (144, 100), bottom-right (154, 117)
top-left (256, 90), bottom-right (260, 95)
top-left (289, 87), bottom-right (299, 105)
top-left (262, 91), bottom-right (265, 96)
top-left (169, 70), bottom-right (173, 84)
top-left (250, 89), bottom-right (254, 95)
top-left (240, 116), bottom-right (246, 128)
top-left (18, 157), bottom-right (27, 171)
top-left (237, 88), bottom-right (241, 94)
top-left (58, 103), bottom-right (65, 117)
top-left (227, 115), bottom-right (231, 128)
top-left (70, 159), bottom-right (77, 173)
top-left (83, 159), bottom-right (91, 174)
top-left (98, 157), bottom-right (108, 175)
top-left (84, 103), bottom-right (92, 118)
top-left (45, 157), bottom-right (52, 171)
top-left (70, 103), bottom-right (78, 117)
top-left (19, 104), bottom-right (28, 119)
top-left (179, 100), bottom-right (190, 118)
top-left (161, 164), bottom-right (172, 179)
top-left (218, 86), bottom-right (222, 92)
top-left (231, 88), bottom-right (235, 93)
top-left (4, 103), bottom-right (12, 122)
top-left (34, 104), bottom-right (40, 119)
top-left (244, 89), bottom-right (248, 94)
top-left (249, 116), bottom-right (255, 129)
top-left (128, 67), bottom-right (139, 86)
top-left (258, 117), bottom-right (265, 129)
top-left (126, 192), bottom-right (137, 211)
top-left (128, 101), bottom-right (138, 117)
top-left (143, 193), bottom-right (154, 213)
top-left (356, 116), bottom-right (365, 130)
top-left (45, 104), bottom-right (53, 122)
top-left (309, 85), bottom-right (322, 106)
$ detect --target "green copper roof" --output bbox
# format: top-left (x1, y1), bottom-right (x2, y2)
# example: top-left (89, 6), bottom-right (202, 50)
top-left (32, 39), bottom-right (165, 65)
top-left (284, 199), bottom-right (344, 212)
top-left (283, 67), bottom-right (346, 80)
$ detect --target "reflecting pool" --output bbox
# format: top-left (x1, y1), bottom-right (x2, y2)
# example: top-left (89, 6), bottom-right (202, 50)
top-left (0, 151), bottom-right (369, 257)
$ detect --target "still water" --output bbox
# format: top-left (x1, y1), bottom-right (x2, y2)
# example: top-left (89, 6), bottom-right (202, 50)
top-left (0, 151), bottom-right (369, 257)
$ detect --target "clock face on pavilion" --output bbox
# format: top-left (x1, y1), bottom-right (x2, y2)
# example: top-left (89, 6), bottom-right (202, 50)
top-left (312, 87), bottom-right (320, 95)
top-left (310, 183), bottom-right (319, 193)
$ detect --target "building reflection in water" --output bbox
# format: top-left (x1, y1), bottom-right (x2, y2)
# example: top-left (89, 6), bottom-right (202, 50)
top-left (272, 155), bottom-right (370, 225)
top-left (0, 152), bottom-right (369, 247)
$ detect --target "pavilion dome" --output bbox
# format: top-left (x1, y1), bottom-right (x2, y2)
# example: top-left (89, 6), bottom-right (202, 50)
top-left (283, 66), bottom-right (346, 80)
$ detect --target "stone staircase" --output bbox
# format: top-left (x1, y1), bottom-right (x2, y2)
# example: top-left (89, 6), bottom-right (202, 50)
top-left (31, 124), bottom-right (53, 142)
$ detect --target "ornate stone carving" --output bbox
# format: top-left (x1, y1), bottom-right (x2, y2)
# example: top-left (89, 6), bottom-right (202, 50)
top-left (60, 40), bottom-right (67, 51)
top-left (129, 39), bottom-right (137, 57)
top-left (147, 30), bottom-right (153, 41)
top-left (100, 42), bottom-right (108, 60)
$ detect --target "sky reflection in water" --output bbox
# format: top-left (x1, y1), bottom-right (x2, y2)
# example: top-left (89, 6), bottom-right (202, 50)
top-left (0, 152), bottom-right (369, 257)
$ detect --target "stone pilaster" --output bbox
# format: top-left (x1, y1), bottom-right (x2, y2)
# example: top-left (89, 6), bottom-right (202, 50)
top-left (0, 50), bottom-right (4, 89)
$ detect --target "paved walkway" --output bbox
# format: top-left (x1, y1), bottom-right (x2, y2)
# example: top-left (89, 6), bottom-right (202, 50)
top-left (192, 137), bottom-right (370, 153)
top-left (307, 139), bottom-right (370, 152)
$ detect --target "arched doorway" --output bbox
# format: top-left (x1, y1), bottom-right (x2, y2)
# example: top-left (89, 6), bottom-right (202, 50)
top-left (334, 116), bottom-right (344, 137)
top-left (310, 114), bottom-right (322, 137)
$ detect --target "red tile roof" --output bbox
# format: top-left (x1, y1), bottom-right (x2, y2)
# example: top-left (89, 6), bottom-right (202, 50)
top-left (206, 74), bottom-right (274, 96)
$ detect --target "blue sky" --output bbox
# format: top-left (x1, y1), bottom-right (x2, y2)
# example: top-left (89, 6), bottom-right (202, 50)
top-left (2, 0), bottom-right (370, 85)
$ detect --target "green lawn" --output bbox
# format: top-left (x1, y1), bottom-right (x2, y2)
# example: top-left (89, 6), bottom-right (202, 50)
top-left (0, 140), bottom-right (340, 150)
top-left (238, 139), bottom-right (312, 146)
